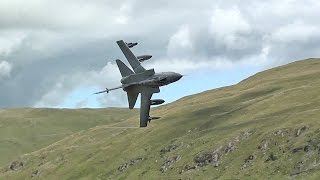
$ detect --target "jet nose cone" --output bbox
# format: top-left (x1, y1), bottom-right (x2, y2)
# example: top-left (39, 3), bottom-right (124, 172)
top-left (175, 73), bottom-right (183, 81)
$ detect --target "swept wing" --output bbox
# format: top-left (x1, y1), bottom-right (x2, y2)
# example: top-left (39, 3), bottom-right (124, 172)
top-left (116, 40), bottom-right (146, 73)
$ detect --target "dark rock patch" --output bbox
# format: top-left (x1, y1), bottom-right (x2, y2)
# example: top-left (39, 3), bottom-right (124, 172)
top-left (31, 170), bottom-right (39, 178)
top-left (236, 131), bottom-right (253, 141)
top-left (9, 160), bottom-right (24, 171)
top-left (178, 131), bottom-right (254, 174)
top-left (160, 144), bottom-right (179, 156)
top-left (224, 142), bottom-right (236, 153)
top-left (292, 147), bottom-right (303, 153)
top-left (295, 126), bottom-right (308, 137)
top-left (160, 155), bottom-right (181, 173)
top-left (118, 163), bottom-right (128, 172)
top-left (291, 161), bottom-right (307, 176)
top-left (258, 140), bottom-right (269, 151)
top-left (244, 155), bottom-right (255, 163)
top-left (265, 152), bottom-right (277, 162)
top-left (128, 158), bottom-right (143, 165)
top-left (274, 129), bottom-right (289, 137)
top-left (179, 164), bottom-right (196, 174)
top-left (294, 161), bottom-right (304, 171)
top-left (304, 145), bottom-right (312, 152)
top-left (118, 158), bottom-right (144, 172)
top-left (242, 154), bottom-right (256, 169)
top-left (194, 152), bottom-right (220, 167)
top-left (184, 164), bottom-right (196, 171)
top-left (193, 131), bottom-right (253, 168)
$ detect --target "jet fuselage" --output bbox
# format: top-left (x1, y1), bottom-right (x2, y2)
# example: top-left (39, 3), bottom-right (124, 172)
top-left (121, 71), bottom-right (182, 90)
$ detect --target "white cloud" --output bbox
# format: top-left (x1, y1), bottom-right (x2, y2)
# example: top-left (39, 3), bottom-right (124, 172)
top-left (81, 62), bottom-right (128, 107)
top-left (114, 2), bottom-right (133, 25)
top-left (271, 21), bottom-right (319, 43)
top-left (145, 58), bottom-right (232, 74)
top-left (167, 25), bottom-right (194, 57)
top-left (0, 61), bottom-right (12, 78)
top-left (0, 0), bottom-right (132, 31)
top-left (34, 62), bottom-right (126, 107)
top-left (210, 7), bottom-right (251, 37)
top-left (0, 30), bottom-right (26, 55)
top-left (209, 6), bottom-right (251, 50)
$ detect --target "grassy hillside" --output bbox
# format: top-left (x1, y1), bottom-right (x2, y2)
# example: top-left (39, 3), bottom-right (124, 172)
top-left (1, 58), bottom-right (320, 179)
top-left (0, 108), bottom-right (137, 166)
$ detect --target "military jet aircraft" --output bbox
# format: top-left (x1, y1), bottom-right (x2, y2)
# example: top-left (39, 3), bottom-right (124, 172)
top-left (94, 40), bottom-right (182, 127)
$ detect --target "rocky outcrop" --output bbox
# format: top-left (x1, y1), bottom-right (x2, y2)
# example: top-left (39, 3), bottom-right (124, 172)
top-left (194, 147), bottom-right (222, 167)
top-left (295, 126), bottom-right (308, 137)
top-left (118, 158), bottom-right (144, 172)
top-left (242, 154), bottom-right (256, 168)
top-left (265, 152), bottom-right (277, 162)
top-left (8, 160), bottom-right (24, 171)
top-left (31, 169), bottom-right (39, 178)
top-left (160, 155), bottom-right (181, 173)
top-left (178, 131), bottom-right (254, 174)
top-left (160, 144), bottom-right (179, 156)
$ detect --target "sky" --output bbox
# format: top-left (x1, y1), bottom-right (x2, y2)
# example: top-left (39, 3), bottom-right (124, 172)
top-left (0, 0), bottom-right (320, 108)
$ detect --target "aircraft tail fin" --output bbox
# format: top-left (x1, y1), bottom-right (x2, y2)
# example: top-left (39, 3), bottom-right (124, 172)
top-left (116, 40), bottom-right (146, 73)
top-left (116, 59), bottom-right (134, 77)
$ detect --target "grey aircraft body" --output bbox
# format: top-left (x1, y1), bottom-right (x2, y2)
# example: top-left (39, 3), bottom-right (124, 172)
top-left (95, 40), bottom-right (182, 127)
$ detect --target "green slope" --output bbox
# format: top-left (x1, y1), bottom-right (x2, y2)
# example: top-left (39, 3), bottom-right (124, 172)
top-left (0, 108), bottom-right (137, 167)
top-left (1, 58), bottom-right (320, 179)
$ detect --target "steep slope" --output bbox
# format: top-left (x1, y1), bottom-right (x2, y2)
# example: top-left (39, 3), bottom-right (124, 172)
top-left (0, 108), bottom-right (137, 166)
top-left (1, 58), bottom-right (320, 179)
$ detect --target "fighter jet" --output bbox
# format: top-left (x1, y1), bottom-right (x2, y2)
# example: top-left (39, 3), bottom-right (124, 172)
top-left (94, 40), bottom-right (182, 127)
